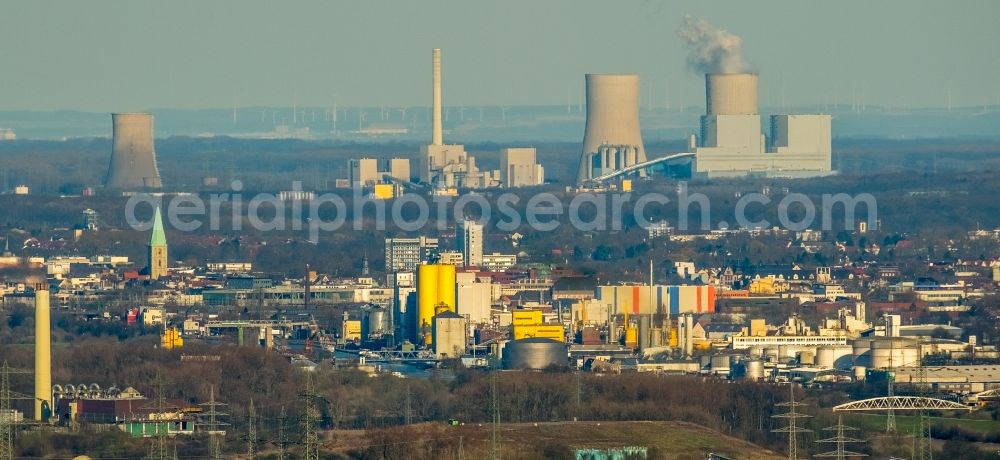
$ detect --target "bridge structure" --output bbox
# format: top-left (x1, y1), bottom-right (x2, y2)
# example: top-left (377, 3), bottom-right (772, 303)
top-left (969, 388), bottom-right (1000, 403)
top-left (832, 396), bottom-right (972, 412)
top-left (590, 152), bottom-right (695, 183)
top-left (357, 349), bottom-right (438, 364)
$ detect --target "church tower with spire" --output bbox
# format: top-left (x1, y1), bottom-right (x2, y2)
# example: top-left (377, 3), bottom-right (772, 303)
top-left (147, 207), bottom-right (168, 279)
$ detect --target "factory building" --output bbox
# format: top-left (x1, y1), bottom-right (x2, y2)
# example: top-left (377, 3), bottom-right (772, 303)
top-left (693, 73), bottom-right (832, 178)
top-left (594, 285), bottom-right (716, 316)
top-left (456, 271), bottom-right (492, 324)
top-left (500, 147), bottom-right (544, 187)
top-left (457, 219), bottom-right (483, 267)
top-left (432, 311), bottom-right (468, 359)
top-left (104, 113), bottom-right (162, 190)
top-left (576, 74), bottom-right (648, 182)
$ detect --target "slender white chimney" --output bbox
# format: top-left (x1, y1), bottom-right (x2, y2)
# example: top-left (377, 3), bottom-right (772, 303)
top-left (35, 288), bottom-right (51, 421)
top-left (432, 48), bottom-right (443, 146)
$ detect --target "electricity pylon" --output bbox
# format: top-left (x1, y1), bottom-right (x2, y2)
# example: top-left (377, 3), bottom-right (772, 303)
top-left (772, 383), bottom-right (812, 460)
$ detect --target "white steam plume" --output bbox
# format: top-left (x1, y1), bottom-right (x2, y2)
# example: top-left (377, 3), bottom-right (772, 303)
top-left (677, 16), bottom-right (751, 74)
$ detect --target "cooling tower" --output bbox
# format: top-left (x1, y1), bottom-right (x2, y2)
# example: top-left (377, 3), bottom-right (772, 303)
top-left (104, 113), bottom-right (162, 190)
top-left (35, 288), bottom-right (51, 421)
top-left (576, 74), bottom-right (647, 183)
top-left (706, 73), bottom-right (758, 115)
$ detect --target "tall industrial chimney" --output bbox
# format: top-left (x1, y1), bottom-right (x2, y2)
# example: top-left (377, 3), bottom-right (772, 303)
top-left (432, 48), bottom-right (443, 146)
top-left (576, 74), bottom-right (648, 182)
top-left (104, 113), bottom-right (162, 190)
top-left (34, 288), bottom-right (51, 421)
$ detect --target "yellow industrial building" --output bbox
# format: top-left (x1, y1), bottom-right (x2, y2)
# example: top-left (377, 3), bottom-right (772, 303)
top-left (510, 310), bottom-right (564, 342)
top-left (161, 327), bottom-right (184, 349)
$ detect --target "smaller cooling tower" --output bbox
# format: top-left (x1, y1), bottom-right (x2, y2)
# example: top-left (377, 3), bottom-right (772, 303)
top-left (576, 74), bottom-right (647, 182)
top-left (104, 113), bottom-right (162, 190)
top-left (706, 73), bottom-right (758, 115)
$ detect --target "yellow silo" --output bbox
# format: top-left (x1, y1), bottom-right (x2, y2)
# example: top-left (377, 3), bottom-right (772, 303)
top-left (436, 263), bottom-right (456, 313)
top-left (417, 264), bottom-right (439, 343)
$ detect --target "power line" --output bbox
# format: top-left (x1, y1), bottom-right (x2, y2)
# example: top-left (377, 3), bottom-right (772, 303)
top-left (301, 372), bottom-right (321, 460)
top-left (246, 398), bottom-right (257, 460)
top-left (490, 358), bottom-right (501, 460)
top-left (0, 361), bottom-right (32, 460)
top-left (771, 383), bottom-right (812, 460)
top-left (197, 385), bottom-right (228, 460)
top-left (814, 415), bottom-right (867, 459)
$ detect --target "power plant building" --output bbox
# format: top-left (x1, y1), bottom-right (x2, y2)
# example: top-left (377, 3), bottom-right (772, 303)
top-left (500, 148), bottom-right (544, 187)
top-left (693, 73), bottom-right (832, 178)
top-left (104, 113), bottom-right (162, 190)
top-left (419, 48), bottom-right (498, 189)
top-left (576, 74), bottom-right (648, 182)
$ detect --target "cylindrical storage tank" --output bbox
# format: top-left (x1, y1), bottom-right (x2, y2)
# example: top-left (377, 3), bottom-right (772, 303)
top-left (711, 355), bottom-right (731, 374)
top-left (649, 327), bottom-right (663, 347)
top-left (745, 359), bottom-right (765, 381)
top-left (638, 315), bottom-right (651, 350)
top-left (798, 351), bottom-right (815, 366)
top-left (871, 338), bottom-right (920, 369)
top-left (749, 346), bottom-right (764, 358)
top-left (763, 347), bottom-right (779, 360)
top-left (816, 345), bottom-right (855, 370)
top-left (778, 345), bottom-right (791, 359)
top-left (853, 366), bottom-right (867, 381)
top-left (502, 338), bottom-right (568, 370)
top-left (705, 74), bottom-right (759, 115)
top-left (576, 74), bottom-right (648, 182)
top-left (417, 265), bottom-right (439, 343)
top-left (362, 308), bottom-right (387, 339)
top-left (436, 264), bottom-right (456, 313)
top-left (853, 339), bottom-right (873, 368)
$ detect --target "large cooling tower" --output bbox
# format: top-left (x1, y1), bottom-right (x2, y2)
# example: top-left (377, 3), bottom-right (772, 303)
top-left (576, 74), bottom-right (647, 183)
top-left (706, 73), bottom-right (758, 115)
top-left (104, 113), bottom-right (162, 190)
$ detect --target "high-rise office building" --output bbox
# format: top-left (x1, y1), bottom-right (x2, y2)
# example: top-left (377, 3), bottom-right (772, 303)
top-left (457, 220), bottom-right (483, 267)
top-left (385, 237), bottom-right (439, 272)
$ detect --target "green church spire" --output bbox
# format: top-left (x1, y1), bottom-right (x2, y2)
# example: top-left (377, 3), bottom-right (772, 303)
top-left (149, 207), bottom-right (167, 247)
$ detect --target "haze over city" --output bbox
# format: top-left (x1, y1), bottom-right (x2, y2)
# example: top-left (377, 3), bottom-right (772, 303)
top-left (0, 0), bottom-right (998, 111)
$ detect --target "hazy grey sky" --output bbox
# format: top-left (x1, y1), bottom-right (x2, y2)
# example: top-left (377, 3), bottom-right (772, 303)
top-left (1, 0), bottom-right (997, 111)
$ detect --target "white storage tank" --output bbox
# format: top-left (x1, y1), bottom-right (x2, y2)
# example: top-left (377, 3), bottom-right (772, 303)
top-left (852, 339), bottom-right (873, 368)
top-left (798, 351), bottom-right (816, 366)
top-left (745, 359), bottom-right (765, 381)
top-left (853, 366), bottom-right (867, 381)
top-left (763, 347), bottom-right (779, 360)
top-left (817, 345), bottom-right (854, 370)
top-left (711, 355), bottom-right (732, 375)
top-left (870, 338), bottom-right (920, 369)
